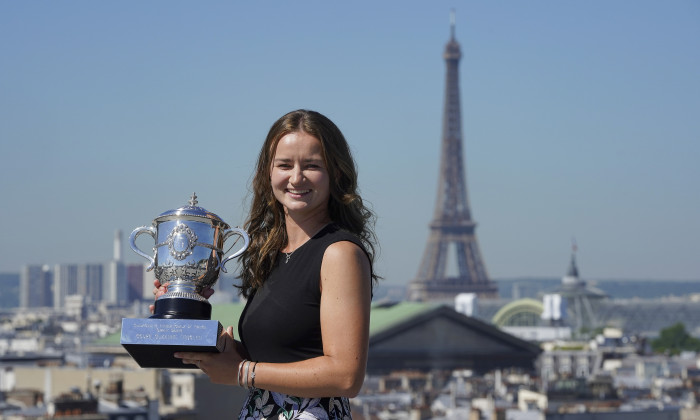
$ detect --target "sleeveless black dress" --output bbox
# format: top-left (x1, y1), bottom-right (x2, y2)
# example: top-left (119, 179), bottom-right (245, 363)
top-left (237, 224), bottom-right (366, 420)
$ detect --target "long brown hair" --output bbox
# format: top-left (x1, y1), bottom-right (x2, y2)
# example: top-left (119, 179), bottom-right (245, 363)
top-left (237, 109), bottom-right (379, 297)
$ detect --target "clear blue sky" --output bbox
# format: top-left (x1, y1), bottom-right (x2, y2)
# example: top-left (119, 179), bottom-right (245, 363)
top-left (1, 1), bottom-right (698, 285)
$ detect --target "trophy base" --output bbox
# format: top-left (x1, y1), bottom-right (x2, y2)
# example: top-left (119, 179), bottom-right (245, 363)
top-left (120, 318), bottom-right (224, 369)
top-left (152, 296), bottom-right (212, 319)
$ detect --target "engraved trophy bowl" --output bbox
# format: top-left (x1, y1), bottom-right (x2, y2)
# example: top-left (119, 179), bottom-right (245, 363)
top-left (129, 193), bottom-right (250, 320)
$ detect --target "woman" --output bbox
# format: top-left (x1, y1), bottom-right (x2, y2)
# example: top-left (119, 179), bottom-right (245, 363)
top-left (166, 109), bottom-right (379, 419)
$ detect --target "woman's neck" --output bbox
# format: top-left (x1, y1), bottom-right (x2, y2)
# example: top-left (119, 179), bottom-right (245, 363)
top-left (283, 213), bottom-right (331, 252)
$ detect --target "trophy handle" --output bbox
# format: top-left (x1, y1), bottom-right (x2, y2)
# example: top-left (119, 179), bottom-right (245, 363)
top-left (219, 227), bottom-right (250, 273)
top-left (130, 226), bottom-right (157, 271)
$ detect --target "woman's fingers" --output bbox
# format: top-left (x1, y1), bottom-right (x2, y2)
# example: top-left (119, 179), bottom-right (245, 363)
top-left (201, 287), bottom-right (215, 299)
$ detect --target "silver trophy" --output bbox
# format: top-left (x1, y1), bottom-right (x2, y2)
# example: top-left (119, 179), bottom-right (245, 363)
top-left (120, 193), bottom-right (249, 368)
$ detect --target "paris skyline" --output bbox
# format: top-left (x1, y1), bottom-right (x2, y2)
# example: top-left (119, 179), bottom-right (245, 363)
top-left (1, 1), bottom-right (698, 285)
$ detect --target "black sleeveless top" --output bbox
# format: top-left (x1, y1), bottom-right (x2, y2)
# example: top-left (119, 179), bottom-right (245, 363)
top-left (238, 224), bottom-right (367, 363)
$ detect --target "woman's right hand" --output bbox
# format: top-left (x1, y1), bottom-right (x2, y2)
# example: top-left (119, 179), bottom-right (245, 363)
top-left (174, 326), bottom-right (244, 385)
top-left (149, 279), bottom-right (168, 314)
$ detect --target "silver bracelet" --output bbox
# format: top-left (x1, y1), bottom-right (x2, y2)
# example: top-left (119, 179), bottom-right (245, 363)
top-left (237, 359), bottom-right (247, 387)
top-left (243, 360), bottom-right (251, 389)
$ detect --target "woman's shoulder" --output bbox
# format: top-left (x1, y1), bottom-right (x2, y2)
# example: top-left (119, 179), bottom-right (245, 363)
top-left (316, 224), bottom-right (369, 264)
top-left (323, 240), bottom-right (366, 264)
top-left (320, 236), bottom-right (372, 293)
top-left (315, 223), bottom-right (364, 249)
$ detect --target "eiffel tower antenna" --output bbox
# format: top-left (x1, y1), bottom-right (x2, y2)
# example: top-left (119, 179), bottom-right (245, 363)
top-left (409, 12), bottom-right (498, 302)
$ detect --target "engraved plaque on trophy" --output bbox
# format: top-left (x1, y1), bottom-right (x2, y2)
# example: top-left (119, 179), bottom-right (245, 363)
top-left (120, 193), bottom-right (249, 368)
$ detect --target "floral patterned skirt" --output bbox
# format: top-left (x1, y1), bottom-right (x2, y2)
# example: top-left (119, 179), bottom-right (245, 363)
top-left (238, 388), bottom-right (352, 420)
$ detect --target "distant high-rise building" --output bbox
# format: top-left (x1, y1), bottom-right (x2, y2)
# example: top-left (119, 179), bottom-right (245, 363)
top-left (114, 229), bottom-right (123, 261)
top-left (54, 264), bottom-right (79, 309)
top-left (409, 13), bottom-right (498, 302)
top-left (20, 265), bottom-right (53, 308)
top-left (0, 273), bottom-right (20, 309)
top-left (126, 264), bottom-right (144, 302)
top-left (105, 260), bottom-right (127, 306)
top-left (105, 230), bottom-right (128, 305)
top-left (53, 263), bottom-right (109, 309)
top-left (78, 263), bottom-right (104, 303)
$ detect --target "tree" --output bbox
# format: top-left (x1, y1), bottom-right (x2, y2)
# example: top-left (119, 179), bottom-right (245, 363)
top-left (651, 322), bottom-right (700, 355)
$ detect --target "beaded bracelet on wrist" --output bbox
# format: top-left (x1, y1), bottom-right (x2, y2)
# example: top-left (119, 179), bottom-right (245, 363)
top-left (250, 362), bottom-right (258, 389)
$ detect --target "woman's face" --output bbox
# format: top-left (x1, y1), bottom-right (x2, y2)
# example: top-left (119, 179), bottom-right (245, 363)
top-left (270, 131), bottom-right (330, 220)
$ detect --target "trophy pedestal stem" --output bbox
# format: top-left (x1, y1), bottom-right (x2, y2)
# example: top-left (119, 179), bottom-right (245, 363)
top-left (151, 297), bottom-right (212, 320)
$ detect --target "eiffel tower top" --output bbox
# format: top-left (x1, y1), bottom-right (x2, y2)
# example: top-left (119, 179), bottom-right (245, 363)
top-left (444, 10), bottom-right (461, 60)
top-left (433, 9), bottom-right (470, 225)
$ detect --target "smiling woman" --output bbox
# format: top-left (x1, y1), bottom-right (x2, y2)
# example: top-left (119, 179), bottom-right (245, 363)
top-left (160, 109), bottom-right (380, 419)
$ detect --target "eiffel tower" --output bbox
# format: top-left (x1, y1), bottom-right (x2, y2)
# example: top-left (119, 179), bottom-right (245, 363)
top-left (409, 15), bottom-right (498, 302)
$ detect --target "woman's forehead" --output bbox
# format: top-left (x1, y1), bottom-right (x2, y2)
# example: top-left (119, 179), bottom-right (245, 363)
top-left (271, 131), bottom-right (324, 157)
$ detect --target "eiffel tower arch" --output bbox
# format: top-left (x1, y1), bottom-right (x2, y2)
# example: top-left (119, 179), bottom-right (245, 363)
top-left (409, 15), bottom-right (498, 302)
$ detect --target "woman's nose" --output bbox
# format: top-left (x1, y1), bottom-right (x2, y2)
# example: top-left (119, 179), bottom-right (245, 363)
top-left (290, 166), bottom-right (304, 184)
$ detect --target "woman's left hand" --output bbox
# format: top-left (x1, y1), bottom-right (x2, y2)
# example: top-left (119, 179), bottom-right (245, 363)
top-left (173, 326), bottom-right (244, 385)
